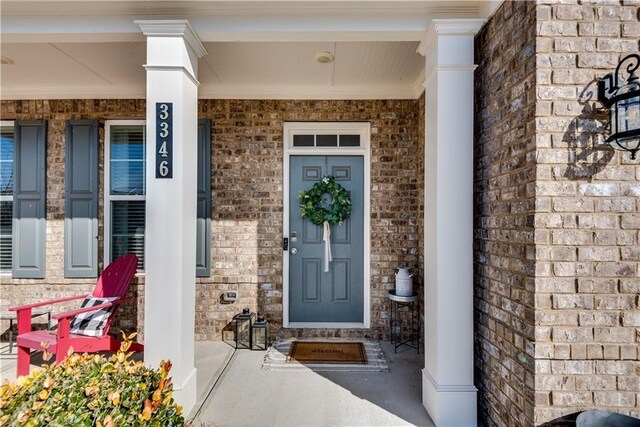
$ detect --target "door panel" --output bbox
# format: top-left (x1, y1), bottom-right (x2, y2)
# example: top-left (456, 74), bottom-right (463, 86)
top-left (289, 155), bottom-right (364, 323)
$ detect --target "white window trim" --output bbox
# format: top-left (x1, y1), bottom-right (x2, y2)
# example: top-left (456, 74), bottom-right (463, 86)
top-left (0, 120), bottom-right (14, 276)
top-left (103, 120), bottom-right (146, 272)
top-left (282, 121), bottom-right (371, 329)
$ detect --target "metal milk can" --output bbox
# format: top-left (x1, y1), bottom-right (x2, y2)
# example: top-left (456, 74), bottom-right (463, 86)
top-left (395, 267), bottom-right (414, 297)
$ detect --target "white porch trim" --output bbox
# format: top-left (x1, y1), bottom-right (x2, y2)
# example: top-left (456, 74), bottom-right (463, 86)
top-left (420, 18), bottom-right (485, 427)
top-left (282, 122), bottom-right (371, 329)
top-left (138, 19), bottom-right (207, 416)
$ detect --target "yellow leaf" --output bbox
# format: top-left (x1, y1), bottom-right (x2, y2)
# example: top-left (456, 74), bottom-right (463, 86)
top-left (152, 389), bottom-right (161, 402)
top-left (67, 346), bottom-right (75, 357)
top-left (121, 341), bottom-right (132, 353)
top-left (127, 332), bottom-right (137, 340)
top-left (38, 389), bottom-right (49, 400)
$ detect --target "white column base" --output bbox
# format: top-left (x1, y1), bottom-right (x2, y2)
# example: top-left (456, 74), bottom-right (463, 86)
top-left (423, 369), bottom-right (477, 427)
top-left (175, 367), bottom-right (198, 417)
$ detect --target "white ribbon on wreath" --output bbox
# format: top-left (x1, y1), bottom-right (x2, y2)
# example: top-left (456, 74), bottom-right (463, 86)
top-left (322, 221), bottom-right (332, 272)
top-left (298, 175), bottom-right (351, 272)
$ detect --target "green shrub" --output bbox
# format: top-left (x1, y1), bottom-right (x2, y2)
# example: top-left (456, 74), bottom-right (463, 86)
top-left (0, 333), bottom-right (184, 426)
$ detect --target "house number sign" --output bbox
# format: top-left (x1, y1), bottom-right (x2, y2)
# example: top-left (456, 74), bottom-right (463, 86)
top-left (155, 102), bottom-right (173, 178)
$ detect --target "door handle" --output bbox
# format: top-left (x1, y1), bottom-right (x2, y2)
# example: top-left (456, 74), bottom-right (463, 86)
top-left (290, 247), bottom-right (298, 255)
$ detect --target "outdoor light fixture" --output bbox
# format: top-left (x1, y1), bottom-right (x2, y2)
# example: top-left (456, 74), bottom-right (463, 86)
top-left (315, 51), bottom-right (335, 64)
top-left (598, 53), bottom-right (640, 160)
top-left (251, 315), bottom-right (269, 351)
top-left (234, 308), bottom-right (255, 350)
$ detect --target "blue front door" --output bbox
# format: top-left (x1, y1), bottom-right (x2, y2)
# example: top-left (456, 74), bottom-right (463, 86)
top-left (289, 155), bottom-right (364, 323)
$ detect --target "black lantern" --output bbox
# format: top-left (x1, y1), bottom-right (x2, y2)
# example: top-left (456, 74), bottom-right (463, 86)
top-left (598, 54), bottom-right (640, 160)
top-left (251, 315), bottom-right (269, 351)
top-left (234, 308), bottom-right (255, 349)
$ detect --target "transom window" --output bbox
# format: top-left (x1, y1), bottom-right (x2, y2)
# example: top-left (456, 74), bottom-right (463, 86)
top-left (292, 134), bottom-right (361, 148)
top-left (105, 121), bottom-right (146, 271)
top-left (0, 122), bottom-right (14, 273)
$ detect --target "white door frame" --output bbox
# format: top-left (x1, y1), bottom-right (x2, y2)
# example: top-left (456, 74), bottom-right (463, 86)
top-left (283, 122), bottom-right (371, 329)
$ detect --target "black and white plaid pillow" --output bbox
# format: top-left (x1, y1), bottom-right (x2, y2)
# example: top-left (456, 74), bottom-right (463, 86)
top-left (69, 295), bottom-right (119, 337)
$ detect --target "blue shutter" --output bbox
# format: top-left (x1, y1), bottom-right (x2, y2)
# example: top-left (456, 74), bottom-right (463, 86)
top-left (65, 120), bottom-right (98, 277)
top-left (13, 120), bottom-right (47, 278)
top-left (196, 119), bottom-right (211, 277)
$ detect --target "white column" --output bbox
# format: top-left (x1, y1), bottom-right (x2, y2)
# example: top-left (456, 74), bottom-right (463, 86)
top-left (418, 19), bottom-right (485, 427)
top-left (136, 20), bottom-right (207, 415)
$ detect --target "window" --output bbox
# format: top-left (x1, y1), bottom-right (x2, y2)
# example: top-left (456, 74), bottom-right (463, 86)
top-left (292, 133), bottom-right (361, 148)
top-left (104, 120), bottom-right (212, 275)
top-left (0, 122), bottom-right (13, 273)
top-left (105, 121), bottom-right (146, 271)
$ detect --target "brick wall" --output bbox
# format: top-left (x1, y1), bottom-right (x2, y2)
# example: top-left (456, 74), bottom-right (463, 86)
top-left (534, 1), bottom-right (640, 423)
top-left (474, 2), bottom-right (538, 426)
top-left (475, 0), bottom-right (640, 425)
top-left (198, 99), bottom-right (422, 340)
top-left (0, 99), bottom-right (422, 343)
top-left (0, 100), bottom-right (146, 339)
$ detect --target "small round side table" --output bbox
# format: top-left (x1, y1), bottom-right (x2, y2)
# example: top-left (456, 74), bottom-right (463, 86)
top-left (388, 290), bottom-right (420, 354)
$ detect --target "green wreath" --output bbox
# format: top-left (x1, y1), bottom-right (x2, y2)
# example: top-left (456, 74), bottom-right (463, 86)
top-left (298, 176), bottom-right (352, 226)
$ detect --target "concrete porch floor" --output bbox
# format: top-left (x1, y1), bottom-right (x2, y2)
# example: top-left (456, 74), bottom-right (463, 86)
top-left (0, 340), bottom-right (433, 427)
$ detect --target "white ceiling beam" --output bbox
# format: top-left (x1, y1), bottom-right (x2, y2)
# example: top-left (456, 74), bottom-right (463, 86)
top-left (1, 17), bottom-right (145, 43)
top-left (199, 83), bottom-right (419, 99)
top-left (1, 14), bottom-right (438, 43)
top-left (1, 83), bottom-right (420, 100)
top-left (0, 1), bottom-right (489, 43)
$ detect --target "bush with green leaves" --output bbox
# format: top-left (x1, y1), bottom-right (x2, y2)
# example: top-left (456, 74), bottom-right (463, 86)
top-left (0, 333), bottom-right (184, 426)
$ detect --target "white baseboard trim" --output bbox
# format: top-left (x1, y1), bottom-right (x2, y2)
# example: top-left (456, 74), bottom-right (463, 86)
top-left (175, 367), bottom-right (198, 417)
top-left (422, 369), bottom-right (477, 427)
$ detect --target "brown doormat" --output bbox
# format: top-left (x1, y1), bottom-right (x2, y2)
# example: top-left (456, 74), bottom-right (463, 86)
top-left (286, 341), bottom-right (367, 364)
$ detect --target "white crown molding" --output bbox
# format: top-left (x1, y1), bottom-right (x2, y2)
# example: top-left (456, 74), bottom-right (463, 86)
top-left (417, 18), bottom-right (486, 56)
top-left (142, 65), bottom-right (201, 87)
top-left (1, 83), bottom-right (422, 100)
top-left (198, 83), bottom-right (419, 100)
top-left (423, 64), bottom-right (478, 88)
top-left (1, 85), bottom-right (147, 100)
top-left (3, 1), bottom-right (482, 17)
top-left (135, 20), bottom-right (207, 58)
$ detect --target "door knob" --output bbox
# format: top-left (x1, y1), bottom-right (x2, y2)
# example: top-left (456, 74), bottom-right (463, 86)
top-left (290, 247), bottom-right (298, 255)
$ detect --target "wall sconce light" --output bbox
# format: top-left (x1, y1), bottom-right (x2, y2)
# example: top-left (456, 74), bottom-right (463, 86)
top-left (598, 54), bottom-right (640, 160)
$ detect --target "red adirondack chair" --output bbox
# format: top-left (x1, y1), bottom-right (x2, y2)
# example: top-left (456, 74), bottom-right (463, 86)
top-left (9, 253), bottom-right (144, 376)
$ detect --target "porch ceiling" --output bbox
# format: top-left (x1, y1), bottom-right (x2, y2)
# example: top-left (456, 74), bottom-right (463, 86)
top-left (0, 0), bottom-right (498, 100)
